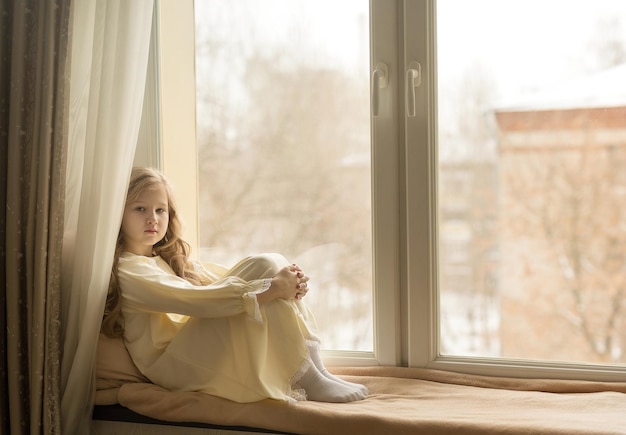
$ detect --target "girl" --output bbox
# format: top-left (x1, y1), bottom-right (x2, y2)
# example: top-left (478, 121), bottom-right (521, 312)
top-left (102, 167), bottom-right (367, 403)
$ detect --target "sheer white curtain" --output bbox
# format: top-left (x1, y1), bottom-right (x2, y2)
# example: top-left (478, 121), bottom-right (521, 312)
top-left (60, 1), bottom-right (154, 433)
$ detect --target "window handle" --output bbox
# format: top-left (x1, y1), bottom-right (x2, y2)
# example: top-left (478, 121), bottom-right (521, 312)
top-left (406, 61), bottom-right (421, 117)
top-left (371, 62), bottom-right (388, 117)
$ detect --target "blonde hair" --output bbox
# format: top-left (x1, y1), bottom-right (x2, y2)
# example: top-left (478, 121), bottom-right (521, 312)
top-left (101, 167), bottom-right (209, 338)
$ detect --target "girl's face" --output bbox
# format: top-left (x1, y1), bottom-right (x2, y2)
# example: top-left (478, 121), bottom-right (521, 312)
top-left (121, 185), bottom-right (170, 256)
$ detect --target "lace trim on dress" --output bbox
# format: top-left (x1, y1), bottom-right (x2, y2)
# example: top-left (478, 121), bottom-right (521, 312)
top-left (288, 384), bottom-right (308, 402)
top-left (261, 277), bottom-right (272, 291)
top-left (288, 357), bottom-right (312, 401)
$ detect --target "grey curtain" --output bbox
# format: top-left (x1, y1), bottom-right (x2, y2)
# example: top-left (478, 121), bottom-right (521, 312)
top-left (0, 0), bottom-right (71, 433)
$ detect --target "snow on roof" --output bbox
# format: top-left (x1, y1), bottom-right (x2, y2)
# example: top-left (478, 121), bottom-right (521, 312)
top-left (494, 63), bottom-right (626, 112)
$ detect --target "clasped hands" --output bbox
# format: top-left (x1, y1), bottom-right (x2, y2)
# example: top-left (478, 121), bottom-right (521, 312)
top-left (289, 263), bottom-right (309, 300)
top-left (256, 263), bottom-right (310, 307)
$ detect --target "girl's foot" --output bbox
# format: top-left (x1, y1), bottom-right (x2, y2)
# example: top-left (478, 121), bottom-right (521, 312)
top-left (297, 364), bottom-right (366, 403)
top-left (308, 343), bottom-right (369, 395)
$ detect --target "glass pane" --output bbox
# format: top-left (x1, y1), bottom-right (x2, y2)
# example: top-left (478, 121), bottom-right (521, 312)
top-left (437, 0), bottom-right (626, 363)
top-left (194, 0), bottom-right (373, 351)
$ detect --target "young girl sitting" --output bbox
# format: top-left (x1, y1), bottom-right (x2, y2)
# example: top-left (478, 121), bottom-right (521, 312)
top-left (102, 166), bottom-right (368, 403)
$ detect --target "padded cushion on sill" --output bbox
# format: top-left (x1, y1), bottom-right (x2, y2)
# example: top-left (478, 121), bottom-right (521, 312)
top-left (113, 367), bottom-right (626, 435)
top-left (96, 333), bottom-right (149, 391)
top-left (94, 388), bottom-right (120, 406)
top-left (94, 334), bottom-right (626, 434)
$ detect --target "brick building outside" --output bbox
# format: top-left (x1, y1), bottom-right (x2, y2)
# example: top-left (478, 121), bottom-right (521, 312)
top-left (493, 63), bottom-right (626, 363)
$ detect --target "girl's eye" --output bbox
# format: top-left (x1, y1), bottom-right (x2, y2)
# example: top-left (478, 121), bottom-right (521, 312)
top-left (157, 208), bottom-right (167, 214)
top-left (136, 206), bottom-right (145, 212)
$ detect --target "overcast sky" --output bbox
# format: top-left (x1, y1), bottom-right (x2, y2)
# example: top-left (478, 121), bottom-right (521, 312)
top-left (437, 0), bottom-right (626, 104)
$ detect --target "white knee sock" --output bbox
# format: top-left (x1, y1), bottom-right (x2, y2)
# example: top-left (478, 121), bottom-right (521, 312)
top-left (308, 343), bottom-right (369, 395)
top-left (296, 362), bottom-right (366, 403)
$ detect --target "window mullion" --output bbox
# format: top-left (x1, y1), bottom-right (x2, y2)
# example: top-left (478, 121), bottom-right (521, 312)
top-left (402, 0), bottom-right (439, 368)
top-left (154, 0), bottom-right (200, 253)
top-left (370, 0), bottom-right (403, 366)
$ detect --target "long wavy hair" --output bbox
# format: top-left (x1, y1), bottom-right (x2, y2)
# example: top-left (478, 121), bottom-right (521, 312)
top-left (101, 167), bottom-right (209, 337)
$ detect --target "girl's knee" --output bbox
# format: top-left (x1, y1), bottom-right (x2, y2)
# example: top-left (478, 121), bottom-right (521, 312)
top-left (229, 253), bottom-right (290, 280)
top-left (248, 253), bottom-right (290, 276)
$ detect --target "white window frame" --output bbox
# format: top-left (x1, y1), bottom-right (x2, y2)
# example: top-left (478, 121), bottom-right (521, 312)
top-left (142, 0), bottom-right (626, 381)
top-left (150, 0), bottom-right (200, 255)
top-left (403, 0), bottom-right (626, 382)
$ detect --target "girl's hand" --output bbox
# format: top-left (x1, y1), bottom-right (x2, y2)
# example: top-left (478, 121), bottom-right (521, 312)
top-left (257, 264), bottom-right (309, 306)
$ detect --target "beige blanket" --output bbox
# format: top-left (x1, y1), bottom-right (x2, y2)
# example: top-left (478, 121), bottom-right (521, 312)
top-left (112, 366), bottom-right (626, 435)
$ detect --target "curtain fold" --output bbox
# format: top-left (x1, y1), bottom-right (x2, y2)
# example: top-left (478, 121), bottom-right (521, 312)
top-left (0, 0), bottom-right (72, 434)
top-left (60, 1), bottom-right (154, 433)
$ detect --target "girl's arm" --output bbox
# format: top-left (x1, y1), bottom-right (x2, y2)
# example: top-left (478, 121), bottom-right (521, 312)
top-left (118, 256), bottom-right (265, 319)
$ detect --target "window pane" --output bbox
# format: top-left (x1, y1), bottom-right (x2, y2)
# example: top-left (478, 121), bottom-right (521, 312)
top-left (437, 0), bottom-right (626, 363)
top-left (194, 0), bottom-right (373, 351)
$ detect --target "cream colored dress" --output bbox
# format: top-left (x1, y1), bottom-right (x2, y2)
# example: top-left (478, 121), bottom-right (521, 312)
top-left (117, 252), bottom-right (320, 403)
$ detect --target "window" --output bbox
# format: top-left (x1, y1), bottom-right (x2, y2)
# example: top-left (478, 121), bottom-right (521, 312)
top-left (151, 0), bottom-right (626, 379)
top-left (193, 0), bottom-right (375, 353)
top-left (435, 0), bottom-right (626, 371)
top-left (150, 0), bottom-right (400, 365)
